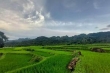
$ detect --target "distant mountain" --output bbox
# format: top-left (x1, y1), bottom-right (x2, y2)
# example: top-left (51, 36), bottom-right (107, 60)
top-left (5, 31), bottom-right (110, 47)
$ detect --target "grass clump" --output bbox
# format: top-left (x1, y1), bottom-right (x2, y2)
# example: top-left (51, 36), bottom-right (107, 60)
top-left (0, 53), bottom-right (3, 57)
top-left (30, 55), bottom-right (43, 62)
top-left (23, 48), bottom-right (35, 52)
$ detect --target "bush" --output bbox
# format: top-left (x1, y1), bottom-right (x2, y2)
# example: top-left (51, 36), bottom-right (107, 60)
top-left (30, 55), bottom-right (42, 62)
top-left (23, 48), bottom-right (35, 52)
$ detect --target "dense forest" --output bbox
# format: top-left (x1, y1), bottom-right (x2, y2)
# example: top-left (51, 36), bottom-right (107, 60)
top-left (4, 31), bottom-right (110, 47)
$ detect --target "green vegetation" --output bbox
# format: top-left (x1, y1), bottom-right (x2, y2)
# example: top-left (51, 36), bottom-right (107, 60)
top-left (0, 53), bottom-right (34, 73)
top-left (0, 46), bottom-right (73, 73)
top-left (74, 51), bottom-right (110, 73)
top-left (13, 55), bottom-right (72, 73)
top-left (0, 31), bottom-right (8, 48)
top-left (0, 44), bottom-right (110, 73)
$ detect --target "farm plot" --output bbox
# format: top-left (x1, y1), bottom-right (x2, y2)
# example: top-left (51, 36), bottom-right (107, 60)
top-left (33, 50), bottom-right (54, 57)
top-left (0, 46), bottom-right (73, 73)
top-left (12, 54), bottom-right (73, 73)
top-left (0, 53), bottom-right (36, 73)
top-left (74, 50), bottom-right (110, 73)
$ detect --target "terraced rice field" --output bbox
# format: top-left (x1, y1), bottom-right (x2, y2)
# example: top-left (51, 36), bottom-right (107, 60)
top-left (0, 46), bottom-right (73, 73)
top-left (74, 51), bottom-right (110, 73)
top-left (0, 53), bottom-right (34, 73)
top-left (0, 44), bottom-right (110, 73)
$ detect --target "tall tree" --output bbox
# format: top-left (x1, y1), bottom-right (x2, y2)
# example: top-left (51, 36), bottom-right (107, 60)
top-left (0, 31), bottom-right (8, 48)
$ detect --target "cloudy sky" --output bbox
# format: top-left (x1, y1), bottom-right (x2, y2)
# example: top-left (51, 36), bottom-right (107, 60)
top-left (0, 0), bottom-right (110, 40)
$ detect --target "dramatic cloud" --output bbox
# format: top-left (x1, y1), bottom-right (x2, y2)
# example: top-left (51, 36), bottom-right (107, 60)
top-left (0, 0), bottom-right (110, 40)
top-left (0, 0), bottom-right (46, 30)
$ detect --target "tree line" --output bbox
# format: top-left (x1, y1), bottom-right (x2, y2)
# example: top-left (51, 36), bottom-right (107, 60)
top-left (5, 31), bottom-right (110, 47)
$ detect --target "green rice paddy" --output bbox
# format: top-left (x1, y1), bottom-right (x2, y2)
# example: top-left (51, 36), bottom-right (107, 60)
top-left (0, 44), bottom-right (110, 73)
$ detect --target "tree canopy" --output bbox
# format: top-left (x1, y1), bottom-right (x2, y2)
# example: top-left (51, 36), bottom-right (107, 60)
top-left (0, 31), bottom-right (8, 48)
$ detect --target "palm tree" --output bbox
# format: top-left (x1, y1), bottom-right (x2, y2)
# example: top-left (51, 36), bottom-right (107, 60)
top-left (0, 31), bottom-right (8, 48)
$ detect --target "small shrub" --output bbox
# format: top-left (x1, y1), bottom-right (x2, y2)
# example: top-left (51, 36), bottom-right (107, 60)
top-left (23, 48), bottom-right (35, 52)
top-left (90, 48), bottom-right (105, 53)
top-left (0, 53), bottom-right (3, 57)
top-left (30, 55), bottom-right (42, 62)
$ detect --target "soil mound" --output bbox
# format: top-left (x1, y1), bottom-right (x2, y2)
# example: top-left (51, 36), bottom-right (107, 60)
top-left (68, 57), bottom-right (79, 71)
top-left (91, 48), bottom-right (105, 53)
